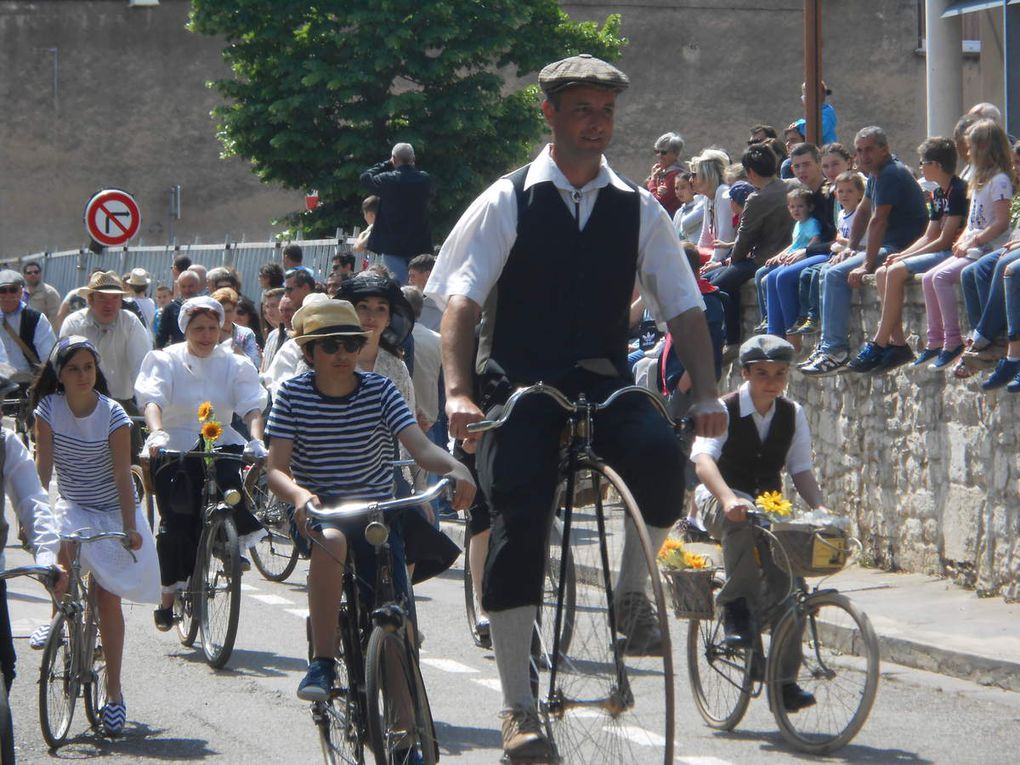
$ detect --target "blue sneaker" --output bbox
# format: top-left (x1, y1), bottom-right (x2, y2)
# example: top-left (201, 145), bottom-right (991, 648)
top-left (931, 344), bottom-right (965, 370)
top-left (981, 358), bottom-right (1020, 391)
top-left (392, 747), bottom-right (426, 765)
top-left (912, 347), bottom-right (941, 367)
top-left (847, 342), bottom-right (885, 373)
top-left (297, 658), bottom-right (335, 702)
top-left (1007, 373), bottom-right (1020, 393)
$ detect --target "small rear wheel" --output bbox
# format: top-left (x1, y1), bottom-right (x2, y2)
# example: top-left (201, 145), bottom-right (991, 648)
top-left (365, 627), bottom-right (437, 765)
top-left (198, 513), bottom-right (242, 669)
top-left (686, 580), bottom-right (752, 730)
top-left (248, 467), bottom-right (300, 582)
top-left (767, 591), bottom-right (880, 754)
top-left (39, 612), bottom-right (77, 748)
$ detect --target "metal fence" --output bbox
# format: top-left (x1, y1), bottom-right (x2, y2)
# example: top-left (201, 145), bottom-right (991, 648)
top-left (11, 230), bottom-right (360, 300)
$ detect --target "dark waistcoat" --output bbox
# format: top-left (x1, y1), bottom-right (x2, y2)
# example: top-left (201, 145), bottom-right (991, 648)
top-left (716, 391), bottom-right (795, 498)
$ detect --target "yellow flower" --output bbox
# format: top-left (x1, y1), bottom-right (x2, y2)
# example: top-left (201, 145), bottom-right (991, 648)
top-left (197, 401), bottom-right (213, 422)
top-left (755, 491), bottom-right (792, 518)
top-left (682, 550), bottom-right (710, 570)
top-left (201, 420), bottom-right (223, 442)
top-left (658, 537), bottom-right (711, 571)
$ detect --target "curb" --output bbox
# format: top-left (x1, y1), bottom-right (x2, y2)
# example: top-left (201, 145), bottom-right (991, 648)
top-left (440, 519), bottom-right (1020, 693)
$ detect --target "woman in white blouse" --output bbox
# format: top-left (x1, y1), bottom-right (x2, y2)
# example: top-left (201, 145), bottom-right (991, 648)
top-left (690, 149), bottom-right (735, 264)
top-left (134, 296), bottom-right (269, 629)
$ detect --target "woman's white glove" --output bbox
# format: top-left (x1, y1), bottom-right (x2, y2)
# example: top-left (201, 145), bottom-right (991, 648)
top-left (245, 438), bottom-right (269, 459)
top-left (141, 428), bottom-right (170, 456)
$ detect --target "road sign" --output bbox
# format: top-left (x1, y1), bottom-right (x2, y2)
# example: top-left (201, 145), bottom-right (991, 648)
top-left (83, 188), bottom-right (141, 247)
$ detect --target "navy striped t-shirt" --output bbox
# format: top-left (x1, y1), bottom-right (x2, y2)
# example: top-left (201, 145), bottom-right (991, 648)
top-left (265, 371), bottom-right (416, 500)
top-left (35, 393), bottom-right (134, 511)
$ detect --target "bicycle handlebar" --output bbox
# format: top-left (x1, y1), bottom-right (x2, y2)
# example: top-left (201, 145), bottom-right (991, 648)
top-left (155, 449), bottom-right (251, 462)
top-left (62, 530), bottom-right (137, 563)
top-left (0, 564), bottom-right (61, 590)
top-left (305, 479), bottom-right (452, 525)
top-left (465, 383), bottom-right (685, 434)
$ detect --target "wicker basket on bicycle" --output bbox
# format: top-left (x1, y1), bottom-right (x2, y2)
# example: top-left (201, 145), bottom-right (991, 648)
top-left (770, 522), bottom-right (849, 578)
top-left (663, 567), bottom-right (716, 620)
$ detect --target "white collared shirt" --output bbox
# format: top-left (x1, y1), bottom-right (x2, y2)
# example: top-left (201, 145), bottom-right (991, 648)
top-left (0, 428), bottom-right (59, 570)
top-left (59, 308), bottom-right (152, 400)
top-left (690, 381), bottom-right (813, 502)
top-left (426, 144), bottom-right (704, 325)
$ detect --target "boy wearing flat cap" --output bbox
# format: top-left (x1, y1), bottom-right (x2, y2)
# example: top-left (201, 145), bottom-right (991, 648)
top-left (264, 297), bottom-right (475, 710)
top-left (690, 334), bottom-right (829, 713)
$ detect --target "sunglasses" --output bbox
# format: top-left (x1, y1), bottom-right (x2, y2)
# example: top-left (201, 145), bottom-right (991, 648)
top-left (317, 337), bottom-right (365, 354)
top-left (24, 270), bottom-right (40, 276)
top-left (0, 286), bottom-right (22, 294)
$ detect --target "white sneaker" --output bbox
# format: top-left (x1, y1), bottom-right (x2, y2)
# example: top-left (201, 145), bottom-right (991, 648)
top-left (29, 623), bottom-right (50, 650)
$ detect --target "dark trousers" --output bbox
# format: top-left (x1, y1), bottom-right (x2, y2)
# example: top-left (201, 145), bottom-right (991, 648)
top-left (708, 259), bottom-right (759, 344)
top-left (477, 370), bottom-right (684, 612)
top-left (0, 582), bottom-right (15, 690)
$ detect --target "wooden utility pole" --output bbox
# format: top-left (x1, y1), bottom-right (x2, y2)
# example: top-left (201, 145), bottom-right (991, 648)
top-left (804, 0), bottom-right (823, 145)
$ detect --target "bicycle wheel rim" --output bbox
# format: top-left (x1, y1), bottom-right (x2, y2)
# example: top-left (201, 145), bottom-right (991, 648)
top-left (199, 514), bottom-right (242, 669)
top-left (462, 529), bottom-right (481, 643)
top-left (767, 592), bottom-right (880, 754)
top-left (541, 463), bottom-right (674, 764)
top-left (365, 627), bottom-right (436, 765)
top-left (38, 612), bottom-right (77, 748)
top-left (174, 587), bottom-right (199, 646)
top-left (249, 473), bottom-right (300, 582)
top-left (686, 608), bottom-right (752, 730)
top-left (315, 633), bottom-right (365, 765)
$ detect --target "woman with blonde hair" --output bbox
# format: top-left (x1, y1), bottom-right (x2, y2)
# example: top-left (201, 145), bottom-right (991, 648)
top-left (689, 149), bottom-right (734, 266)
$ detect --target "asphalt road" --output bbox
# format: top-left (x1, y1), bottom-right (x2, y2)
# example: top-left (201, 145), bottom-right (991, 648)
top-left (6, 534), bottom-right (1020, 764)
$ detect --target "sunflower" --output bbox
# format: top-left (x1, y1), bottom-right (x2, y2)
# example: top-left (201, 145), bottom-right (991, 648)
top-left (197, 401), bottom-right (213, 422)
top-left (201, 420), bottom-right (223, 442)
top-left (755, 491), bottom-right (792, 518)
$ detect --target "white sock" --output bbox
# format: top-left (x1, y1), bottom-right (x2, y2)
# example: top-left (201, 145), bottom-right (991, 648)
top-left (489, 605), bottom-right (538, 712)
top-left (1008, 356), bottom-right (1020, 362)
top-left (615, 518), bottom-right (670, 596)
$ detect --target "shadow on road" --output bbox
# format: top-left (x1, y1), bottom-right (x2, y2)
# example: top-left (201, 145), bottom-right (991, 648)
top-left (40, 722), bottom-right (215, 761)
top-left (432, 719), bottom-right (501, 757)
top-left (707, 727), bottom-right (933, 763)
top-left (170, 646), bottom-right (307, 677)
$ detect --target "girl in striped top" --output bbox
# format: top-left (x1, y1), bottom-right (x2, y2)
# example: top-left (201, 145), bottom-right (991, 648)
top-left (30, 336), bottom-right (160, 736)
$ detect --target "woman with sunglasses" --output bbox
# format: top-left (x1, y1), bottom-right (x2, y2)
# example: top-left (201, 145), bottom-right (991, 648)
top-left (232, 295), bottom-right (264, 351)
top-left (644, 132), bottom-right (686, 217)
top-left (134, 296), bottom-right (268, 630)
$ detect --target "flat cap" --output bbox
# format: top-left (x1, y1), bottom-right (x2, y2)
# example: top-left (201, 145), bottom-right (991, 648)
top-left (739, 335), bottom-right (795, 366)
top-left (538, 54), bottom-right (629, 96)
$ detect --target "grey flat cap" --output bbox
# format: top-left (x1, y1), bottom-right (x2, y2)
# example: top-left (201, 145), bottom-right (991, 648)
top-left (538, 54), bottom-right (629, 95)
top-left (0, 269), bottom-right (23, 287)
top-left (739, 335), bottom-right (795, 366)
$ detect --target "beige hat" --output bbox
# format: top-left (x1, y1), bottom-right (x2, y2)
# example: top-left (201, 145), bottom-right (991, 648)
top-left (292, 295), bottom-right (368, 346)
top-left (76, 270), bottom-right (130, 298)
top-left (125, 267), bottom-right (151, 287)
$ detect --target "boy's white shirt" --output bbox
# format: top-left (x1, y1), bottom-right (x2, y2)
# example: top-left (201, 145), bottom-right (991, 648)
top-left (1, 428), bottom-right (59, 570)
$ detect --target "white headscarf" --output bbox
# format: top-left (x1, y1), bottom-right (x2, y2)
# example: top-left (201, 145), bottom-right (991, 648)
top-left (178, 295), bottom-right (225, 334)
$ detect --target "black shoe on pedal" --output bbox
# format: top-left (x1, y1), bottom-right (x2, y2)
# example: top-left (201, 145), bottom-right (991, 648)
top-left (616, 592), bottom-right (663, 656)
top-left (722, 598), bottom-right (753, 648)
top-left (781, 682), bottom-right (816, 712)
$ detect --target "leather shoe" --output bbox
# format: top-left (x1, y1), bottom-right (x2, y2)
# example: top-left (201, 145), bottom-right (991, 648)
top-left (781, 683), bottom-right (816, 712)
top-left (722, 598), bottom-right (752, 648)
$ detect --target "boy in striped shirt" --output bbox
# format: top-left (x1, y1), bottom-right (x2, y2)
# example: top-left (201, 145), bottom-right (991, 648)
top-left (265, 296), bottom-right (475, 702)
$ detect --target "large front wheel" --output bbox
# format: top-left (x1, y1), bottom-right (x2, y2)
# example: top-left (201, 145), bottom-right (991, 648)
top-left (541, 463), bottom-right (674, 764)
top-left (198, 513), bottom-right (242, 669)
top-left (39, 612), bottom-right (77, 748)
top-left (766, 591), bottom-right (880, 754)
top-left (364, 627), bottom-right (437, 765)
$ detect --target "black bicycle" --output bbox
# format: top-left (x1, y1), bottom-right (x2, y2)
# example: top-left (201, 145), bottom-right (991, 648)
top-left (244, 460), bottom-right (301, 582)
top-left (304, 481), bottom-right (447, 765)
top-left (0, 564), bottom-right (60, 763)
top-left (467, 383), bottom-right (678, 764)
top-left (158, 449), bottom-right (245, 669)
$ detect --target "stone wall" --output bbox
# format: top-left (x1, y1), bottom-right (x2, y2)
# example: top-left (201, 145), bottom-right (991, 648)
top-left (726, 278), bottom-right (1019, 601)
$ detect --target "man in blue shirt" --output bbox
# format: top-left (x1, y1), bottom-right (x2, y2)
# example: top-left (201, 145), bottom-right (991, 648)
top-left (801, 126), bottom-right (927, 375)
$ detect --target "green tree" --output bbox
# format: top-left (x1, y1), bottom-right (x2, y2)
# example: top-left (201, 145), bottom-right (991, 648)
top-left (189, 0), bottom-right (625, 240)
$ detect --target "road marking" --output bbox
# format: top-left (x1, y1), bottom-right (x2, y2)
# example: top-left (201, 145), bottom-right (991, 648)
top-left (285, 608), bottom-right (310, 619)
top-left (249, 594), bottom-right (294, 606)
top-left (420, 658), bottom-right (478, 674)
top-left (240, 582), bottom-right (260, 592)
top-left (677, 757), bottom-right (735, 764)
top-left (472, 678), bottom-right (503, 692)
top-left (606, 724), bottom-right (667, 747)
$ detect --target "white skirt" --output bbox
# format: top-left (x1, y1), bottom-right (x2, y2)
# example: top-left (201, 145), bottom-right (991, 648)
top-left (56, 499), bottom-right (162, 605)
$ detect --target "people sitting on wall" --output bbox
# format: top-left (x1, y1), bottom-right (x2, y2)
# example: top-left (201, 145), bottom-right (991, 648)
top-left (645, 132), bottom-right (687, 217)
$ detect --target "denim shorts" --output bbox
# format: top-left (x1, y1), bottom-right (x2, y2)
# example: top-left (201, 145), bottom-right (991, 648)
top-left (901, 250), bottom-right (952, 276)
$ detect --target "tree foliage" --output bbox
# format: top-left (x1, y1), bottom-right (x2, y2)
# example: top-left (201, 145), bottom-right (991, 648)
top-left (189, 1), bottom-right (625, 240)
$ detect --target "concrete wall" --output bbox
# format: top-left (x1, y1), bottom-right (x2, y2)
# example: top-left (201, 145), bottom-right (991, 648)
top-left (726, 280), bottom-right (1020, 602)
top-left (0, 0), bottom-right (295, 255)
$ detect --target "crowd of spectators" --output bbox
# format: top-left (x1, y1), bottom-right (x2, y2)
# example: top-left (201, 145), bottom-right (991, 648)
top-left (630, 98), bottom-right (1020, 394)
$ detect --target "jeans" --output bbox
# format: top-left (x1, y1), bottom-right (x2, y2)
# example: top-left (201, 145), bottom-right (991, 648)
top-left (755, 264), bottom-right (778, 323)
top-left (964, 247), bottom-right (1020, 342)
top-left (819, 249), bottom-right (888, 354)
top-left (766, 254), bottom-right (829, 335)
top-left (381, 254), bottom-right (410, 285)
top-left (1006, 257), bottom-right (1020, 341)
top-left (707, 259), bottom-right (759, 344)
top-left (800, 262), bottom-right (826, 321)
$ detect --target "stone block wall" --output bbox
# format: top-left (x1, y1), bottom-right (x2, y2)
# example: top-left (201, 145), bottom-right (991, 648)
top-left (725, 279), bottom-right (1019, 601)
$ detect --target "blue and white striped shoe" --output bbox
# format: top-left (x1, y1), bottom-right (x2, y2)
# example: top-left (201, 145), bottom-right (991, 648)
top-left (101, 699), bottom-right (127, 736)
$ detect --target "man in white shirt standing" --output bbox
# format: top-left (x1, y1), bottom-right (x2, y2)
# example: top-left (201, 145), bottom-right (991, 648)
top-left (59, 271), bottom-right (152, 456)
top-left (0, 269), bottom-right (56, 384)
top-left (427, 54), bottom-right (726, 761)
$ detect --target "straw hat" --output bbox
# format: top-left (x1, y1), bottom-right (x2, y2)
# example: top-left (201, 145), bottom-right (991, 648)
top-left (76, 270), bottom-right (130, 298)
top-left (292, 295), bottom-right (369, 347)
top-left (125, 267), bottom-right (151, 287)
